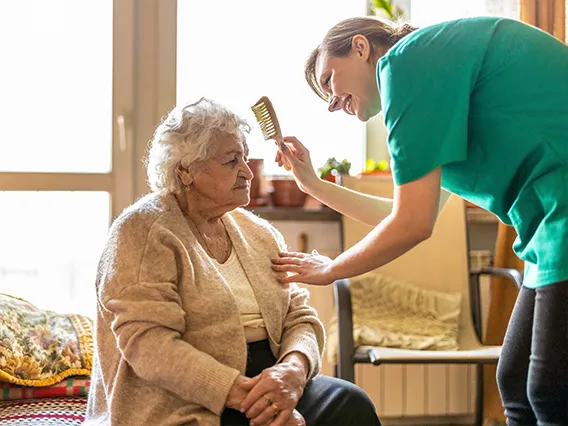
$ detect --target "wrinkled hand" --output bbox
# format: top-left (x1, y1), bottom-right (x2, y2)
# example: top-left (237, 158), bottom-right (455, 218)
top-left (251, 409), bottom-right (305, 426)
top-left (272, 250), bottom-right (335, 286)
top-left (283, 409), bottom-right (306, 426)
top-left (240, 362), bottom-right (307, 426)
top-left (274, 137), bottom-right (319, 194)
top-left (225, 375), bottom-right (260, 411)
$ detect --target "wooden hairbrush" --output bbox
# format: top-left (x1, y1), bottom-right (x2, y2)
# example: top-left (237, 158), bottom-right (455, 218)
top-left (251, 96), bottom-right (291, 171)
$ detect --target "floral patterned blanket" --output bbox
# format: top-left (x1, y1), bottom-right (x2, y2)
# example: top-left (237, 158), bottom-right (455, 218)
top-left (0, 294), bottom-right (93, 387)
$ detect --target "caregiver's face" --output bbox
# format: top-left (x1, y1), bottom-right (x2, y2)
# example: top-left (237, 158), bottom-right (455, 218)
top-left (315, 36), bottom-right (382, 122)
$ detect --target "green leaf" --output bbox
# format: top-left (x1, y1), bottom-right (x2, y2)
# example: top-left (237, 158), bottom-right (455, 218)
top-left (372, 0), bottom-right (395, 19)
top-left (319, 157), bottom-right (351, 178)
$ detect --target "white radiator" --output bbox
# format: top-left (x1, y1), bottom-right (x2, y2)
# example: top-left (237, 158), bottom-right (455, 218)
top-left (355, 364), bottom-right (476, 419)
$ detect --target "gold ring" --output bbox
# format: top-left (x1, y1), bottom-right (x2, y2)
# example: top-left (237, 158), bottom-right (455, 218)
top-left (271, 403), bottom-right (279, 415)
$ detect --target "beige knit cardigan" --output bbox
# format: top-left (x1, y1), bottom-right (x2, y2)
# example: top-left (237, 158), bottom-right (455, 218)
top-left (85, 192), bottom-right (325, 426)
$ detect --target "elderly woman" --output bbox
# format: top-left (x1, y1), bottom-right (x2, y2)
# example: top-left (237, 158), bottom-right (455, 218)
top-left (85, 98), bottom-right (380, 426)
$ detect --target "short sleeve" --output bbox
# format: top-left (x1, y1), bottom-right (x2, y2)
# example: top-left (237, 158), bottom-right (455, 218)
top-left (378, 35), bottom-right (479, 185)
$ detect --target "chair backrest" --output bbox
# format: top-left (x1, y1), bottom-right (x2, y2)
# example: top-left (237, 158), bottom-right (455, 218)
top-left (341, 175), bottom-right (480, 346)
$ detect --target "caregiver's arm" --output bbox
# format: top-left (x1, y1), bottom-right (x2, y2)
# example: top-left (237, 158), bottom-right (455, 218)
top-left (279, 137), bottom-right (449, 227)
top-left (327, 167), bottom-right (442, 280)
top-left (310, 178), bottom-right (393, 226)
top-left (273, 167), bottom-right (443, 285)
top-left (309, 176), bottom-right (450, 226)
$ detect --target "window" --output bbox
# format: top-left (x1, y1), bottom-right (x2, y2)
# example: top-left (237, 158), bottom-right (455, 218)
top-left (0, 192), bottom-right (110, 316)
top-left (0, 0), bottom-right (135, 318)
top-left (177, 0), bottom-right (367, 176)
top-left (0, 1), bottom-right (112, 173)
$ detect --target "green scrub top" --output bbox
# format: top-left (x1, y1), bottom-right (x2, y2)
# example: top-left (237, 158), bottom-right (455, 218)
top-left (377, 17), bottom-right (568, 288)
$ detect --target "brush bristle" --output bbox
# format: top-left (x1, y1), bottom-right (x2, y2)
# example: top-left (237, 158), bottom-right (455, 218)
top-left (251, 101), bottom-right (278, 139)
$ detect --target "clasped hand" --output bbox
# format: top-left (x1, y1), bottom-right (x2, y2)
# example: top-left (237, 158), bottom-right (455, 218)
top-left (227, 361), bottom-right (307, 426)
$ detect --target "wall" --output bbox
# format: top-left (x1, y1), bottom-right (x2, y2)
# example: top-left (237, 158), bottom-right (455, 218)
top-left (366, 113), bottom-right (391, 165)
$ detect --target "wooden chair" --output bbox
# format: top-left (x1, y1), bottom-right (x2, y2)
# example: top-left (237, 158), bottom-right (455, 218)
top-left (335, 175), bottom-right (521, 425)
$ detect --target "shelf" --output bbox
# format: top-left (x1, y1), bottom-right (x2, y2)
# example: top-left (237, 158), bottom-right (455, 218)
top-left (245, 206), bottom-right (341, 222)
top-left (246, 206), bottom-right (498, 224)
top-left (467, 208), bottom-right (499, 224)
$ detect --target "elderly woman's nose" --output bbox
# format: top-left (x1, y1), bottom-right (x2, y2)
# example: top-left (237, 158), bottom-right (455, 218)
top-left (242, 161), bottom-right (254, 179)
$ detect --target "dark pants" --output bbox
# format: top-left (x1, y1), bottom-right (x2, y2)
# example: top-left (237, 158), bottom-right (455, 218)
top-left (497, 281), bottom-right (568, 425)
top-left (221, 340), bottom-right (381, 426)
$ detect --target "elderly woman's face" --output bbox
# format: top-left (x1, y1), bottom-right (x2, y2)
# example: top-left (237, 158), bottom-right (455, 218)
top-left (191, 133), bottom-right (253, 210)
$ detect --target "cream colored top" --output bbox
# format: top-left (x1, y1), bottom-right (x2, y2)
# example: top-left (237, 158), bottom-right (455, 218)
top-left (216, 249), bottom-right (268, 343)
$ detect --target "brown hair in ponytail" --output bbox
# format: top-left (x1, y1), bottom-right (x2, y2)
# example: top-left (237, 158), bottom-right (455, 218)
top-left (305, 17), bottom-right (417, 101)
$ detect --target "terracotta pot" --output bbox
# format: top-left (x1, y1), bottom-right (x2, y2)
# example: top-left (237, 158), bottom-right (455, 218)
top-left (248, 158), bottom-right (267, 199)
top-left (322, 174), bottom-right (336, 183)
top-left (270, 178), bottom-right (307, 207)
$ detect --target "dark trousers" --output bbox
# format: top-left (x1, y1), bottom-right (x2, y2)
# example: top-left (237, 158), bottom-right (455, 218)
top-left (221, 340), bottom-right (381, 426)
top-left (497, 281), bottom-right (568, 425)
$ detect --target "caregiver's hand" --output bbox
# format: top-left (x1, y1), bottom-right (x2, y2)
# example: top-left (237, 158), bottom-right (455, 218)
top-left (240, 355), bottom-right (308, 426)
top-left (272, 250), bottom-right (335, 286)
top-left (274, 137), bottom-right (319, 194)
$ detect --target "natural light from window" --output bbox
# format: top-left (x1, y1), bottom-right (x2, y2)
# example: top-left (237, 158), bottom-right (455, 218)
top-left (0, 0), bottom-right (112, 173)
top-left (0, 192), bottom-right (110, 318)
top-left (0, 1), bottom-right (113, 318)
top-left (177, 0), bottom-right (367, 177)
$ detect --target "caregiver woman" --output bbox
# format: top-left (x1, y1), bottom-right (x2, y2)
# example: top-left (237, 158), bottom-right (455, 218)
top-left (271, 16), bottom-right (568, 426)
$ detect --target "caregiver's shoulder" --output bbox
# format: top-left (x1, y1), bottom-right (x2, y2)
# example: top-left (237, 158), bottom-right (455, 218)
top-left (390, 16), bottom-right (522, 53)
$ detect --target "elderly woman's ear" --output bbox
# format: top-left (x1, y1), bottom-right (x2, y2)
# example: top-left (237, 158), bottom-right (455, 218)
top-left (176, 163), bottom-right (194, 188)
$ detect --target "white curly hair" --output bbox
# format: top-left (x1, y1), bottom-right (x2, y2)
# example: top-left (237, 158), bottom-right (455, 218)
top-left (146, 98), bottom-right (251, 194)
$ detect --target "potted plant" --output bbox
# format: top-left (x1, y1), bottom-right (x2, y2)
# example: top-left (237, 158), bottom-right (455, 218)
top-left (269, 176), bottom-right (307, 207)
top-left (318, 157), bottom-right (352, 183)
top-left (248, 158), bottom-right (270, 206)
top-left (360, 159), bottom-right (391, 176)
top-left (368, 0), bottom-right (405, 19)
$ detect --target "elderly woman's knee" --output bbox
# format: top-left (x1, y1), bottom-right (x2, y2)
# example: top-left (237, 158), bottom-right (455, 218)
top-left (338, 380), bottom-right (377, 416)
top-left (303, 376), bottom-right (379, 425)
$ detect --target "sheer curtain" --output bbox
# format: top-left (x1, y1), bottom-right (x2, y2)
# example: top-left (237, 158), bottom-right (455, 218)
top-left (520, 0), bottom-right (566, 40)
top-left (177, 0), bottom-right (367, 177)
